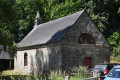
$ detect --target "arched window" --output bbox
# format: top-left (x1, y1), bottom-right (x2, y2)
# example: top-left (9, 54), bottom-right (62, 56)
top-left (78, 33), bottom-right (95, 44)
top-left (24, 53), bottom-right (28, 66)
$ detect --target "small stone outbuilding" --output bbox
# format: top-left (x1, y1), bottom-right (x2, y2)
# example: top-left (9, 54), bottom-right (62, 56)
top-left (14, 10), bottom-right (110, 74)
top-left (0, 45), bottom-right (11, 70)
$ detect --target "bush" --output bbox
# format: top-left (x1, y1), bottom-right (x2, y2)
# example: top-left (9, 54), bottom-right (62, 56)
top-left (115, 55), bottom-right (120, 62)
top-left (49, 70), bottom-right (66, 80)
top-left (111, 55), bottom-right (120, 62)
top-left (71, 66), bottom-right (91, 78)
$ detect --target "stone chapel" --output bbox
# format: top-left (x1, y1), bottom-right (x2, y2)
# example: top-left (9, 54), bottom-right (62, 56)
top-left (14, 10), bottom-right (110, 74)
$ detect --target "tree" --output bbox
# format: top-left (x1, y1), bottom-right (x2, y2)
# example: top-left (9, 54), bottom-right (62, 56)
top-left (15, 0), bottom-right (85, 41)
top-left (0, 0), bottom-right (17, 70)
top-left (108, 31), bottom-right (120, 56)
top-left (85, 0), bottom-right (120, 34)
top-left (85, 0), bottom-right (120, 56)
top-left (0, 0), bottom-right (16, 46)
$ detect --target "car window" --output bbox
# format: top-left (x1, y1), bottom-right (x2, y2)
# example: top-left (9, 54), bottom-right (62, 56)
top-left (94, 65), bottom-right (107, 69)
top-left (108, 64), bottom-right (119, 70)
top-left (107, 65), bottom-right (114, 70)
top-left (108, 68), bottom-right (120, 78)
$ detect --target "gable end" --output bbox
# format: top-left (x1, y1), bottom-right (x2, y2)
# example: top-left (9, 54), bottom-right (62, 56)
top-left (62, 11), bottom-right (110, 47)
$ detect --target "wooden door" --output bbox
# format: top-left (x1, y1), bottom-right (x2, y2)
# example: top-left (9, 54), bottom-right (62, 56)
top-left (84, 57), bottom-right (91, 69)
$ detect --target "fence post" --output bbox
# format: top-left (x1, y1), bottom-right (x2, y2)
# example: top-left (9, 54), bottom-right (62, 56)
top-left (65, 76), bottom-right (70, 80)
top-left (97, 73), bottom-right (100, 80)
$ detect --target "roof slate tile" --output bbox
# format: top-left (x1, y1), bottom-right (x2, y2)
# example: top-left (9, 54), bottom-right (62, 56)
top-left (17, 10), bottom-right (84, 48)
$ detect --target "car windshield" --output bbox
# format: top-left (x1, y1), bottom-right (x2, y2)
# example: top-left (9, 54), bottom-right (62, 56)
top-left (94, 65), bottom-right (107, 69)
top-left (107, 68), bottom-right (120, 78)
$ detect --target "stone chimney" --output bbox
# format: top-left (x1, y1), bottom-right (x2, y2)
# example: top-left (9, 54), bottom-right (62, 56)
top-left (34, 11), bottom-right (42, 28)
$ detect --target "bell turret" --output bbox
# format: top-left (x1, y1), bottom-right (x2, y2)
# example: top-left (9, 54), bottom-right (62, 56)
top-left (34, 11), bottom-right (42, 28)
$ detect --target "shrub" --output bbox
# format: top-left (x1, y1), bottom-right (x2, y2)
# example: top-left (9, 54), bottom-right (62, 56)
top-left (71, 66), bottom-right (91, 78)
top-left (49, 69), bottom-right (66, 80)
top-left (115, 55), bottom-right (120, 62)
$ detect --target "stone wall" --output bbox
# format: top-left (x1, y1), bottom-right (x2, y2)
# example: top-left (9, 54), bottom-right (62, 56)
top-left (14, 49), bottom-right (36, 74)
top-left (60, 11), bottom-right (110, 70)
top-left (35, 45), bottom-right (62, 73)
top-left (14, 45), bottom-right (62, 74)
top-left (62, 11), bottom-right (110, 47)
top-left (61, 44), bottom-right (110, 71)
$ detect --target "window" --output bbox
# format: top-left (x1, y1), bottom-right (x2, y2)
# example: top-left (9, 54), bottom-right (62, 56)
top-left (78, 33), bottom-right (95, 44)
top-left (24, 53), bottom-right (28, 66)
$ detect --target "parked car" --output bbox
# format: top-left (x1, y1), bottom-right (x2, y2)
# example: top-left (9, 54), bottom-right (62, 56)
top-left (104, 65), bottom-right (120, 80)
top-left (93, 63), bottom-right (119, 79)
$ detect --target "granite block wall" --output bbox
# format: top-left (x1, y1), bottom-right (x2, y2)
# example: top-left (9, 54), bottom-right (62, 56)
top-left (14, 45), bottom-right (62, 74)
top-left (61, 45), bottom-right (110, 71)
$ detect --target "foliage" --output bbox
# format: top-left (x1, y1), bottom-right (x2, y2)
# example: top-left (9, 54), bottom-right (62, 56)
top-left (0, 0), bottom-right (17, 58)
top-left (0, 0), bottom-right (16, 46)
top-left (15, 0), bottom-right (85, 41)
top-left (115, 55), bottom-right (120, 62)
top-left (49, 70), bottom-right (66, 80)
top-left (71, 66), bottom-right (91, 79)
top-left (72, 66), bottom-right (89, 73)
top-left (111, 55), bottom-right (120, 63)
top-left (85, 0), bottom-right (120, 35)
top-left (108, 31), bottom-right (120, 56)
top-left (8, 43), bottom-right (17, 58)
top-left (85, 0), bottom-right (120, 56)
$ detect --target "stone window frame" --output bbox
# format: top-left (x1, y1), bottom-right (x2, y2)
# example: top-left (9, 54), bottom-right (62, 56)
top-left (24, 53), bottom-right (28, 66)
top-left (78, 33), bottom-right (95, 44)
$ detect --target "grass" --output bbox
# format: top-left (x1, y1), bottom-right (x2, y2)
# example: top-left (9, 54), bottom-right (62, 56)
top-left (0, 70), bottom-right (24, 76)
top-left (70, 76), bottom-right (86, 80)
top-left (0, 66), bottom-right (92, 80)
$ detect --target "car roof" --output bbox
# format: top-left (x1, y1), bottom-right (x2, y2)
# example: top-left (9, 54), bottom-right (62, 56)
top-left (97, 63), bottom-right (119, 65)
top-left (114, 65), bottom-right (120, 68)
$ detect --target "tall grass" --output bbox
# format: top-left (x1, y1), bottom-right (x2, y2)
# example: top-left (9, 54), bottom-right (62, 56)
top-left (49, 70), bottom-right (66, 80)
top-left (71, 66), bottom-right (92, 79)
top-left (0, 66), bottom-right (92, 80)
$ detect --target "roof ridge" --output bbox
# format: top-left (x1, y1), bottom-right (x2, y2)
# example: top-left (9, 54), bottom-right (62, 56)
top-left (37, 10), bottom-right (85, 28)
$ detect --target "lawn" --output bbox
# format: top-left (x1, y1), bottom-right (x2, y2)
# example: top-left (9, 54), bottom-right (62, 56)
top-left (0, 70), bottom-right (28, 80)
top-left (0, 70), bottom-right (23, 76)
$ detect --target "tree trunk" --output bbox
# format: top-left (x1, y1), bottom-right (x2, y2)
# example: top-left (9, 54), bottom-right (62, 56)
top-left (9, 59), bottom-right (11, 69)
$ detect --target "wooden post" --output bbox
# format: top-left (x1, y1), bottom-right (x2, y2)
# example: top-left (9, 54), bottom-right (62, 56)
top-left (97, 73), bottom-right (100, 80)
top-left (9, 59), bottom-right (11, 69)
top-left (65, 76), bottom-right (70, 80)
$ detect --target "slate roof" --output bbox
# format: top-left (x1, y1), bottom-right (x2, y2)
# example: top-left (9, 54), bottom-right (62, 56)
top-left (17, 10), bottom-right (84, 48)
top-left (0, 45), bottom-right (10, 59)
top-left (0, 51), bottom-right (10, 59)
